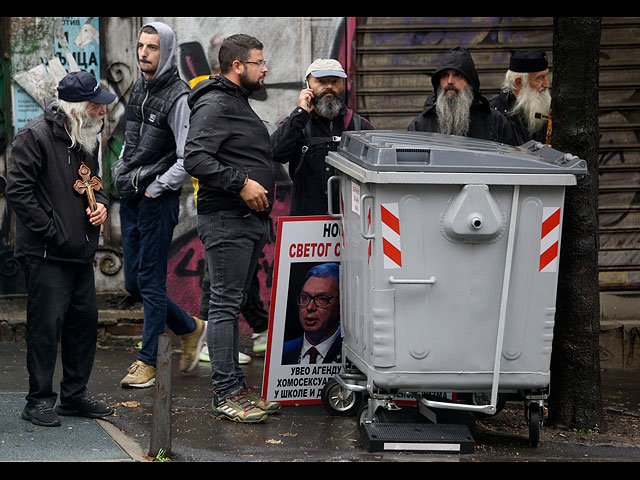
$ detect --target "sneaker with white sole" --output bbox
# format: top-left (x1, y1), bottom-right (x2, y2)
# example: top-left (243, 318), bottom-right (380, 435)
top-left (211, 389), bottom-right (268, 423)
top-left (252, 332), bottom-right (267, 354)
top-left (120, 360), bottom-right (156, 388)
top-left (239, 387), bottom-right (280, 414)
top-left (180, 317), bottom-right (207, 372)
top-left (199, 343), bottom-right (252, 364)
top-left (199, 343), bottom-right (210, 362)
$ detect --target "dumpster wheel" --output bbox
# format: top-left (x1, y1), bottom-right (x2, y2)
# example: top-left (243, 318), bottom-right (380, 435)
top-left (526, 402), bottom-right (543, 447)
top-left (357, 402), bottom-right (391, 425)
top-left (321, 378), bottom-right (364, 416)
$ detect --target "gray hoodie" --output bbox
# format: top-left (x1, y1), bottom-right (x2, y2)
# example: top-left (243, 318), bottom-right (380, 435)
top-left (125, 21), bottom-right (191, 197)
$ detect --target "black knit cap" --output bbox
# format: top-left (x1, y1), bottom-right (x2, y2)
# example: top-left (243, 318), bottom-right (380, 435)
top-left (57, 70), bottom-right (116, 104)
top-left (509, 51), bottom-right (548, 73)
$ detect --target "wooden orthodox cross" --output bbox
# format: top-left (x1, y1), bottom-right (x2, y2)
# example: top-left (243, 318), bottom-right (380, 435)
top-left (73, 163), bottom-right (102, 212)
top-left (535, 112), bottom-right (552, 146)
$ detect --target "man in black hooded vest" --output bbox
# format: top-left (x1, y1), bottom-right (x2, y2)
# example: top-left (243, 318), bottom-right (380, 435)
top-left (408, 47), bottom-right (518, 146)
top-left (112, 22), bottom-right (206, 389)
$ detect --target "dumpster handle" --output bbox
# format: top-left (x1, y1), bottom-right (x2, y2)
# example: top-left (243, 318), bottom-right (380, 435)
top-left (388, 276), bottom-right (436, 285)
top-left (361, 194), bottom-right (375, 239)
top-left (489, 184), bottom-right (520, 410)
top-left (327, 175), bottom-right (342, 219)
top-left (417, 396), bottom-right (496, 415)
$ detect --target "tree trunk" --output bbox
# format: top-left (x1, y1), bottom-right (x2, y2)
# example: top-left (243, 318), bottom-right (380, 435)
top-left (548, 17), bottom-right (603, 430)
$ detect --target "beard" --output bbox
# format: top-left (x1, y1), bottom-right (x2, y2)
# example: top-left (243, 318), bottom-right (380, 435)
top-left (435, 85), bottom-right (474, 137)
top-left (60, 101), bottom-right (103, 154)
top-left (240, 71), bottom-right (265, 92)
top-left (509, 84), bottom-right (552, 135)
top-left (313, 89), bottom-right (345, 119)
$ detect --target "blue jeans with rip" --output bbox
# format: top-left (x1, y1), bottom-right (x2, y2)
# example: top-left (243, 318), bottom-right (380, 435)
top-left (197, 209), bottom-right (270, 398)
top-left (119, 189), bottom-right (195, 367)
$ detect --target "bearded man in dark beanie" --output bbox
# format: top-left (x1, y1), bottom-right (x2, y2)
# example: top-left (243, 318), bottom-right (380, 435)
top-left (490, 50), bottom-right (552, 144)
top-left (271, 58), bottom-right (373, 216)
top-left (409, 47), bottom-right (518, 146)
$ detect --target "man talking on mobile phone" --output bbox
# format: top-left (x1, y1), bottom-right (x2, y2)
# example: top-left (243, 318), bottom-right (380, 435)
top-left (270, 59), bottom-right (374, 217)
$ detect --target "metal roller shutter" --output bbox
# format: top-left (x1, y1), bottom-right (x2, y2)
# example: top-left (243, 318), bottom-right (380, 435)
top-left (353, 17), bottom-right (640, 291)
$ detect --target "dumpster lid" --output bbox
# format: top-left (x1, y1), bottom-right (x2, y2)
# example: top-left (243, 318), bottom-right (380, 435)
top-left (335, 131), bottom-right (588, 175)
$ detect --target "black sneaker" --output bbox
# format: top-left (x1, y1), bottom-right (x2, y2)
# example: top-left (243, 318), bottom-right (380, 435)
top-left (55, 396), bottom-right (114, 419)
top-left (21, 403), bottom-right (61, 427)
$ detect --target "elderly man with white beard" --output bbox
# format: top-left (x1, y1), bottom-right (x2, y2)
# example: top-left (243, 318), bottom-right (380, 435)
top-left (409, 47), bottom-right (519, 146)
top-left (490, 50), bottom-right (551, 144)
top-left (6, 71), bottom-right (115, 427)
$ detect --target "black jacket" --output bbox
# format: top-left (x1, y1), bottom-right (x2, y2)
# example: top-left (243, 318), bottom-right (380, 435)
top-left (184, 75), bottom-right (275, 215)
top-left (408, 93), bottom-right (519, 146)
top-left (489, 91), bottom-right (548, 145)
top-left (271, 107), bottom-right (374, 216)
top-left (6, 99), bottom-right (109, 263)
top-left (408, 47), bottom-right (519, 146)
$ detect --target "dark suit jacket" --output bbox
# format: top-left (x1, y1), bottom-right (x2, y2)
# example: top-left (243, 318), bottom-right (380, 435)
top-left (282, 335), bottom-right (342, 365)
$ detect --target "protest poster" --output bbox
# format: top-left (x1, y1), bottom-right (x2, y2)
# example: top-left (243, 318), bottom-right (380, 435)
top-left (261, 216), bottom-right (342, 404)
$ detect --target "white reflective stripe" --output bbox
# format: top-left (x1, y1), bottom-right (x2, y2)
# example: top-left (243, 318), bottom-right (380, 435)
top-left (383, 442), bottom-right (461, 452)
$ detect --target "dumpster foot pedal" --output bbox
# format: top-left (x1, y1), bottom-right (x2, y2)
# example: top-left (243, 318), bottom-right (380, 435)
top-left (360, 423), bottom-right (474, 454)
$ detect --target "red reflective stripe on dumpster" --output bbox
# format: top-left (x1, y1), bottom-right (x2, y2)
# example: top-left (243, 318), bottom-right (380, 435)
top-left (539, 241), bottom-right (558, 271)
top-left (539, 207), bottom-right (561, 273)
top-left (381, 205), bottom-right (400, 235)
top-left (381, 203), bottom-right (402, 269)
top-left (383, 238), bottom-right (402, 268)
top-left (540, 208), bottom-right (561, 239)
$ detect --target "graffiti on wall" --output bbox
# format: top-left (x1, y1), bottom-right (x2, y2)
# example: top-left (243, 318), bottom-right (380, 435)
top-left (1, 17), bottom-right (352, 308)
top-left (119, 17), bottom-right (353, 319)
top-left (0, 17), bottom-right (102, 294)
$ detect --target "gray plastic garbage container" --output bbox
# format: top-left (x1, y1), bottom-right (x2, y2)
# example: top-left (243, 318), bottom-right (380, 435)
top-left (321, 130), bottom-right (587, 445)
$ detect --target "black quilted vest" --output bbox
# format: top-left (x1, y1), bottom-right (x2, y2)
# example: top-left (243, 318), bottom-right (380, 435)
top-left (121, 68), bottom-right (189, 187)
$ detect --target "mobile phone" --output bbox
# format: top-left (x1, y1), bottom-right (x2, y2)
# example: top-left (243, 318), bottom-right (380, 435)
top-left (305, 79), bottom-right (312, 107)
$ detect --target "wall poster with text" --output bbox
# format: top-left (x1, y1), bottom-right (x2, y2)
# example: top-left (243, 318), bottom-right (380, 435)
top-left (12, 17), bottom-right (100, 133)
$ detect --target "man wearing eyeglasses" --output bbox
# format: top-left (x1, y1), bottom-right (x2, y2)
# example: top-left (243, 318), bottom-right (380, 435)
top-left (282, 263), bottom-right (341, 365)
top-left (184, 34), bottom-right (278, 423)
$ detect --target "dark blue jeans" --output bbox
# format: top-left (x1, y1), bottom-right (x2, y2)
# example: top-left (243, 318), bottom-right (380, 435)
top-left (119, 190), bottom-right (195, 367)
top-left (197, 209), bottom-right (270, 397)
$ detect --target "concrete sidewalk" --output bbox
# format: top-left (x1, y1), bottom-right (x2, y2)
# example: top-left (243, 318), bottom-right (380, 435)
top-left (1, 339), bottom-right (639, 462)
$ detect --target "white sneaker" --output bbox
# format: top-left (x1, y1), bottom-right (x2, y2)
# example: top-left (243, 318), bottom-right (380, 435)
top-left (252, 332), bottom-right (267, 354)
top-left (199, 342), bottom-right (251, 364)
top-left (239, 351), bottom-right (252, 365)
top-left (199, 343), bottom-right (210, 362)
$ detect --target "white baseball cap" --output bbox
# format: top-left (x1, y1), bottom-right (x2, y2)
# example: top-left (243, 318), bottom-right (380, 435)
top-left (305, 59), bottom-right (347, 79)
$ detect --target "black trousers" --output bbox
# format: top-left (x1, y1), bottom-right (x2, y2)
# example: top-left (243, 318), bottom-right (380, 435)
top-left (21, 256), bottom-right (98, 406)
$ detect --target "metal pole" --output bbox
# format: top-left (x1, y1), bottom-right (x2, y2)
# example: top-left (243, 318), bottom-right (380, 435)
top-left (149, 333), bottom-right (172, 458)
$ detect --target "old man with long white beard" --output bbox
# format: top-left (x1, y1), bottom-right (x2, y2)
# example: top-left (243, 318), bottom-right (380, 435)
top-left (490, 50), bottom-right (551, 144)
top-left (6, 70), bottom-right (114, 427)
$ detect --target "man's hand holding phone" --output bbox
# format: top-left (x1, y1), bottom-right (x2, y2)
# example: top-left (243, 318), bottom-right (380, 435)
top-left (297, 87), bottom-right (314, 113)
